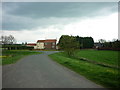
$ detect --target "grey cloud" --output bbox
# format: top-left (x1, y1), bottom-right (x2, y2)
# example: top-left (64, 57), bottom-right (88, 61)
top-left (3, 2), bottom-right (117, 18)
top-left (3, 2), bottom-right (69, 18)
top-left (3, 0), bottom-right (120, 2)
top-left (2, 14), bottom-right (79, 30)
top-left (2, 2), bottom-right (118, 30)
top-left (2, 14), bottom-right (36, 30)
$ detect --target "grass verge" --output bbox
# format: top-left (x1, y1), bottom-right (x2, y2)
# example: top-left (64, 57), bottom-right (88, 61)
top-left (1, 50), bottom-right (42, 65)
top-left (49, 51), bottom-right (120, 89)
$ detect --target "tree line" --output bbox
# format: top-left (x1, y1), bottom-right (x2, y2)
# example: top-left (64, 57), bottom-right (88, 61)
top-left (0, 35), bottom-right (33, 50)
top-left (98, 39), bottom-right (120, 49)
top-left (2, 44), bottom-right (33, 50)
top-left (58, 35), bottom-right (94, 57)
top-left (75, 36), bottom-right (94, 49)
top-left (58, 35), bottom-right (94, 49)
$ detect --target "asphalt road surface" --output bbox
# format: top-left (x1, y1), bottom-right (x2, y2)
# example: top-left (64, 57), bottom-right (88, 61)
top-left (3, 51), bottom-right (104, 88)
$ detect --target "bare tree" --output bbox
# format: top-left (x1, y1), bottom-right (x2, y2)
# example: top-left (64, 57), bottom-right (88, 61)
top-left (0, 35), bottom-right (16, 44)
top-left (98, 39), bottom-right (106, 43)
top-left (8, 35), bottom-right (16, 44)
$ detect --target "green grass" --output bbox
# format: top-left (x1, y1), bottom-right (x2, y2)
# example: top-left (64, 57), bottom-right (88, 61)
top-left (49, 51), bottom-right (120, 89)
top-left (1, 50), bottom-right (42, 65)
top-left (75, 50), bottom-right (119, 67)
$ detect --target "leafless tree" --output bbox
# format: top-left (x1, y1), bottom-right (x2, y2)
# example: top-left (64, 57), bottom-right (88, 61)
top-left (0, 35), bottom-right (16, 44)
top-left (98, 39), bottom-right (106, 43)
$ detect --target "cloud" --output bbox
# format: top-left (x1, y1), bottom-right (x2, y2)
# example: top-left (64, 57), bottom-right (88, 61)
top-left (2, 2), bottom-right (117, 30)
top-left (2, 0), bottom-right (120, 3)
top-left (2, 13), bottom-right (83, 30)
top-left (62, 13), bottom-right (118, 41)
top-left (2, 12), bottom-right (118, 43)
top-left (1, 2), bottom-right (118, 43)
top-left (2, 26), bottom-right (62, 43)
top-left (3, 2), bottom-right (117, 18)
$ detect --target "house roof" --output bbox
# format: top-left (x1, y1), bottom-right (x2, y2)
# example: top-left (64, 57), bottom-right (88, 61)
top-left (37, 39), bottom-right (57, 43)
top-left (44, 39), bottom-right (57, 42)
top-left (27, 43), bottom-right (36, 46)
top-left (37, 40), bottom-right (45, 42)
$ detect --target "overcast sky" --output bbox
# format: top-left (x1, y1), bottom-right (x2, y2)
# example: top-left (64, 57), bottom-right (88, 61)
top-left (1, 1), bottom-right (118, 43)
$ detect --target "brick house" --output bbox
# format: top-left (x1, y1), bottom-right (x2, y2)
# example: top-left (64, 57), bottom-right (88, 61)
top-left (34, 40), bottom-right (45, 49)
top-left (34, 39), bottom-right (57, 50)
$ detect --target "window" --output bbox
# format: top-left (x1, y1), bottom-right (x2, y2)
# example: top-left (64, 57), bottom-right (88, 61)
top-left (52, 46), bottom-right (54, 48)
top-left (52, 42), bottom-right (55, 45)
top-left (45, 43), bottom-right (47, 45)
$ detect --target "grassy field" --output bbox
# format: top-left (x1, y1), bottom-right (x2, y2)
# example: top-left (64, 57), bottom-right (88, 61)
top-left (49, 50), bottom-right (120, 89)
top-left (1, 50), bottom-right (42, 65)
top-left (75, 49), bottom-right (119, 67)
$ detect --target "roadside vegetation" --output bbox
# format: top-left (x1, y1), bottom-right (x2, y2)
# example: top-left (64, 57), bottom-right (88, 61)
top-left (49, 50), bottom-right (120, 89)
top-left (1, 50), bottom-right (42, 65)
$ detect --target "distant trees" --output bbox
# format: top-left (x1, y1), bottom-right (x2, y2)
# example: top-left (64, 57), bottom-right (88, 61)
top-left (98, 39), bottom-right (106, 44)
top-left (0, 35), bottom-right (34, 50)
top-left (0, 35), bottom-right (16, 44)
top-left (22, 42), bottom-right (27, 45)
top-left (2, 44), bottom-right (34, 50)
top-left (112, 40), bottom-right (120, 48)
top-left (58, 35), bottom-right (94, 57)
top-left (103, 39), bottom-right (120, 48)
top-left (75, 36), bottom-right (94, 48)
top-left (97, 39), bottom-right (120, 50)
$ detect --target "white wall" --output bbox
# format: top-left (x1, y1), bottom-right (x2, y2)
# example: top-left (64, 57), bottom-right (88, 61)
top-left (34, 42), bottom-right (45, 49)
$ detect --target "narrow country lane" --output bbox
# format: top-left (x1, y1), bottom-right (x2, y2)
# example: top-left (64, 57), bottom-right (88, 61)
top-left (3, 51), bottom-right (104, 88)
